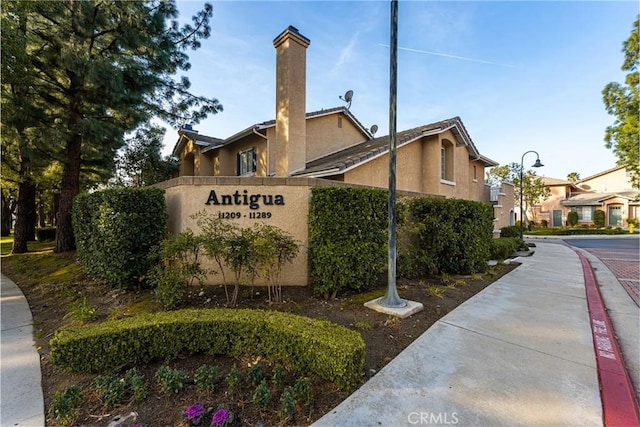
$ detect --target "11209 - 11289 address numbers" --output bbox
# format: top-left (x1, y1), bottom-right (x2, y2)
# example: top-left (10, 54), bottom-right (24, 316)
top-left (217, 211), bottom-right (272, 220)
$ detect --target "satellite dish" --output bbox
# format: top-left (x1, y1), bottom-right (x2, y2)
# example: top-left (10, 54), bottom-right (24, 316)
top-left (339, 90), bottom-right (354, 109)
top-left (370, 124), bottom-right (378, 136)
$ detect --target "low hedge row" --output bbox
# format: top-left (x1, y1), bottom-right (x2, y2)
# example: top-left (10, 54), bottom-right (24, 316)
top-left (35, 227), bottom-right (56, 242)
top-left (490, 237), bottom-right (526, 260)
top-left (49, 308), bottom-right (365, 389)
top-left (528, 227), bottom-right (627, 236)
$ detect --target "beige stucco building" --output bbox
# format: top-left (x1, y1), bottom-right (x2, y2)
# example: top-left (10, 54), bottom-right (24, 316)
top-left (160, 26), bottom-right (515, 286)
top-left (533, 166), bottom-right (639, 227)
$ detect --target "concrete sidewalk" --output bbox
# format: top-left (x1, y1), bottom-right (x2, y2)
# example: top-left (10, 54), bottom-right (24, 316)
top-left (1, 273), bottom-right (45, 426)
top-left (315, 242), bottom-right (609, 426)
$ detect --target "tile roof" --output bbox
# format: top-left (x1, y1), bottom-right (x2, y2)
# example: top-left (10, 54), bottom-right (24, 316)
top-left (578, 165), bottom-right (625, 183)
top-left (541, 177), bottom-right (572, 186)
top-left (294, 116), bottom-right (498, 177)
top-left (560, 190), bottom-right (640, 206)
top-left (172, 113), bottom-right (499, 177)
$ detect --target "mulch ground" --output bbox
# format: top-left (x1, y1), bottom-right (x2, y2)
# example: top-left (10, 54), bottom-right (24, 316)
top-left (1, 251), bottom-right (519, 427)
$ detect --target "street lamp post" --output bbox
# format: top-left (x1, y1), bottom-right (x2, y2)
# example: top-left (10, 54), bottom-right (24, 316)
top-left (520, 151), bottom-right (544, 238)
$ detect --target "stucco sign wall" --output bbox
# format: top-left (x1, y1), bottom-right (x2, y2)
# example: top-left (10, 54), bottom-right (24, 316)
top-left (157, 177), bottom-right (313, 286)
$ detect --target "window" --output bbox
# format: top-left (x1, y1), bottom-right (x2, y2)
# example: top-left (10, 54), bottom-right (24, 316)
top-left (440, 140), bottom-right (454, 182)
top-left (473, 165), bottom-right (477, 181)
top-left (571, 206), bottom-right (595, 222)
top-left (237, 148), bottom-right (257, 176)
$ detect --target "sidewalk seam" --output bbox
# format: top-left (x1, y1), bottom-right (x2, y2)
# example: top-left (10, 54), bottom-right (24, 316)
top-left (438, 319), bottom-right (598, 370)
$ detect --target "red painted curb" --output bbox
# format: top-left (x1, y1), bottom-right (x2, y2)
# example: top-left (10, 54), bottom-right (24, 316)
top-left (575, 249), bottom-right (640, 427)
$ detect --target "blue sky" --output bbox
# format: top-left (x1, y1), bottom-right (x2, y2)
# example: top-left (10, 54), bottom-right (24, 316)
top-left (163, 0), bottom-right (637, 180)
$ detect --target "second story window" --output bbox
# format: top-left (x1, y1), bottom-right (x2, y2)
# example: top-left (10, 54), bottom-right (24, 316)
top-left (237, 148), bottom-right (257, 176)
top-left (440, 140), bottom-right (454, 182)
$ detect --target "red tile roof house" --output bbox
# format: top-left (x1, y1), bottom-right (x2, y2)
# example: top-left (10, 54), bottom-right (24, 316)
top-left (532, 166), bottom-right (639, 228)
top-left (158, 26), bottom-right (515, 285)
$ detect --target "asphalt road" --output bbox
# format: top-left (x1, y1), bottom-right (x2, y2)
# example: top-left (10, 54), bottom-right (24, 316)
top-left (565, 237), bottom-right (640, 251)
top-left (564, 237), bottom-right (639, 307)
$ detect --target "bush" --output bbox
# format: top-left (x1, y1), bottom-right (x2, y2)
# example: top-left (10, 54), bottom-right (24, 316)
top-left (528, 227), bottom-right (628, 236)
top-left (49, 308), bottom-right (365, 389)
top-left (93, 374), bottom-right (126, 407)
top-left (400, 197), bottom-right (494, 276)
top-left (500, 225), bottom-right (521, 238)
top-left (253, 380), bottom-right (271, 410)
top-left (36, 227), bottom-right (56, 242)
top-left (155, 365), bottom-right (186, 394)
top-left (540, 220), bottom-right (548, 228)
top-left (194, 364), bottom-right (218, 393)
top-left (48, 385), bottom-right (82, 427)
top-left (309, 187), bottom-right (388, 298)
top-left (148, 229), bottom-right (206, 309)
top-left (73, 187), bottom-right (167, 289)
top-left (490, 237), bottom-right (526, 260)
top-left (594, 209), bottom-right (606, 228)
top-left (567, 211), bottom-right (579, 227)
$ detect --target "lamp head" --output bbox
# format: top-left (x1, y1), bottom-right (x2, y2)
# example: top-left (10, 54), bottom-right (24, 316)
top-left (532, 158), bottom-right (544, 168)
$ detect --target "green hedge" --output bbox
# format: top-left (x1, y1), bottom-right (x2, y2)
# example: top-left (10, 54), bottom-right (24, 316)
top-left (490, 237), bottom-right (526, 260)
top-left (49, 308), bottom-right (365, 389)
top-left (309, 187), bottom-right (388, 297)
top-left (500, 225), bottom-right (521, 238)
top-left (594, 210), bottom-right (606, 228)
top-left (72, 187), bottom-right (167, 289)
top-left (400, 197), bottom-right (494, 275)
top-left (35, 227), bottom-right (56, 242)
top-left (528, 227), bottom-right (627, 236)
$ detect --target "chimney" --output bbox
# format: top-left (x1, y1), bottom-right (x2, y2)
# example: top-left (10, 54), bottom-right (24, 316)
top-left (273, 26), bottom-right (310, 176)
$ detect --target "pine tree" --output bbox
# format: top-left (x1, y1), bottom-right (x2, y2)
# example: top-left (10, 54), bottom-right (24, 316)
top-left (1, 1), bottom-right (223, 252)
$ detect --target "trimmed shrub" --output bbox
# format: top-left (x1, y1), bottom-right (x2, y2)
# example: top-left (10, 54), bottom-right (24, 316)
top-left (73, 187), bottom-right (167, 289)
top-left (499, 225), bottom-right (521, 238)
top-left (528, 227), bottom-right (628, 236)
top-left (309, 187), bottom-right (388, 298)
top-left (567, 211), bottom-right (579, 227)
top-left (490, 237), bottom-right (526, 260)
top-left (594, 209), bottom-right (606, 228)
top-left (49, 308), bottom-right (365, 389)
top-left (400, 197), bottom-right (494, 276)
top-left (36, 227), bottom-right (57, 242)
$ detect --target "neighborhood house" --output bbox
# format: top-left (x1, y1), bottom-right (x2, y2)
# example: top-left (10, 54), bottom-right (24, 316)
top-left (158, 26), bottom-right (514, 286)
top-left (531, 166), bottom-right (639, 227)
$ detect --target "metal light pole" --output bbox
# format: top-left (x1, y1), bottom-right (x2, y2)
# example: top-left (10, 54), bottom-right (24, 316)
top-left (519, 151), bottom-right (544, 238)
top-left (380, 0), bottom-right (405, 308)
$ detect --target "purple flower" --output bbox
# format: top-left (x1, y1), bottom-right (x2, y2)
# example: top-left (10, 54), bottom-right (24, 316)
top-left (211, 408), bottom-right (230, 426)
top-left (185, 403), bottom-right (205, 420)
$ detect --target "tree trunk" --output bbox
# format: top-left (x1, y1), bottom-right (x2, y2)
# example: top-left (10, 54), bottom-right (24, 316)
top-left (26, 183), bottom-right (36, 240)
top-left (12, 178), bottom-right (36, 254)
top-left (1, 191), bottom-right (13, 236)
top-left (51, 193), bottom-right (59, 225)
top-left (38, 195), bottom-right (46, 227)
top-left (55, 132), bottom-right (82, 252)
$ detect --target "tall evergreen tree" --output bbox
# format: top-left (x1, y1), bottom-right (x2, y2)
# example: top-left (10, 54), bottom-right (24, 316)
top-left (1, 1), bottom-right (50, 252)
top-left (602, 17), bottom-right (639, 189)
top-left (2, 1), bottom-right (222, 252)
top-left (114, 125), bottom-right (178, 187)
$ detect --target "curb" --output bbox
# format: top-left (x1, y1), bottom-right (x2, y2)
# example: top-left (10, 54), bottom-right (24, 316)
top-left (573, 250), bottom-right (640, 426)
